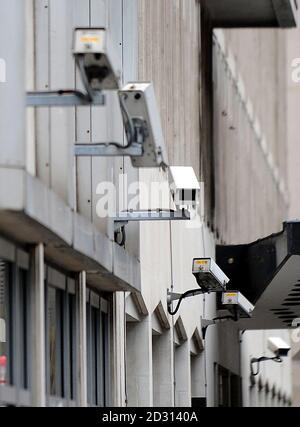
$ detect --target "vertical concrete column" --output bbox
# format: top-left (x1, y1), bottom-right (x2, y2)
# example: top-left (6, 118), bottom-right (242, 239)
top-left (112, 292), bottom-right (126, 407)
top-left (152, 330), bottom-right (175, 407)
top-left (0, 0), bottom-right (26, 167)
top-left (126, 317), bottom-right (153, 407)
top-left (77, 271), bottom-right (87, 407)
top-left (31, 244), bottom-right (46, 406)
top-left (175, 341), bottom-right (191, 407)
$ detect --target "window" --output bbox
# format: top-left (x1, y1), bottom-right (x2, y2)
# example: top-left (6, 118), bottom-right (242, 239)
top-left (0, 249), bottom-right (31, 407)
top-left (86, 289), bottom-right (110, 407)
top-left (215, 364), bottom-right (242, 407)
top-left (45, 268), bottom-right (77, 405)
top-left (0, 260), bottom-right (10, 387)
top-left (47, 286), bottom-right (63, 397)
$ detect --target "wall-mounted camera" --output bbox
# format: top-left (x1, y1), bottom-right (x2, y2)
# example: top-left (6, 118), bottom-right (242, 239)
top-left (268, 337), bottom-right (291, 358)
top-left (221, 291), bottom-right (254, 319)
top-left (250, 336), bottom-right (291, 377)
top-left (74, 28), bottom-right (120, 94)
top-left (118, 82), bottom-right (169, 169)
top-left (192, 258), bottom-right (229, 293)
top-left (169, 166), bottom-right (200, 210)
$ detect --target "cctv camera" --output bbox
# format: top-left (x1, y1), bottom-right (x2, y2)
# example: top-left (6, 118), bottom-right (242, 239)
top-left (192, 258), bottom-right (229, 293)
top-left (221, 291), bottom-right (254, 319)
top-left (74, 28), bottom-right (120, 92)
top-left (169, 167), bottom-right (200, 210)
top-left (268, 337), bottom-right (291, 358)
top-left (118, 82), bottom-right (169, 169)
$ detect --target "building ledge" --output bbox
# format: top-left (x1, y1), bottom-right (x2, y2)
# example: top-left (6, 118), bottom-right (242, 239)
top-left (0, 167), bottom-right (140, 293)
top-left (203, 0), bottom-right (298, 28)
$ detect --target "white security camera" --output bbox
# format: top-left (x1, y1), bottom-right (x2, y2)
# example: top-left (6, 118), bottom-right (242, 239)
top-left (118, 82), bottom-right (169, 169)
top-left (169, 167), bottom-right (201, 210)
top-left (268, 337), bottom-right (291, 358)
top-left (192, 258), bottom-right (229, 293)
top-left (74, 28), bottom-right (120, 92)
top-left (221, 291), bottom-right (254, 319)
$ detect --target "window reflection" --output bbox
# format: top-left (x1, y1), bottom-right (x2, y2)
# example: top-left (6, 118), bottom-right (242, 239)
top-left (87, 294), bottom-right (109, 407)
top-left (0, 260), bottom-right (30, 391)
top-left (48, 287), bottom-right (57, 396)
top-left (0, 261), bottom-right (10, 386)
top-left (46, 277), bottom-right (77, 402)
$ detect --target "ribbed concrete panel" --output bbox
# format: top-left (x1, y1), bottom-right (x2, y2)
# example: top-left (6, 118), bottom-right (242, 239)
top-left (0, 0), bottom-right (26, 167)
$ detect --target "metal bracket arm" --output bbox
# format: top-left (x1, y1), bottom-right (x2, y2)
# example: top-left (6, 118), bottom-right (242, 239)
top-left (114, 209), bottom-right (190, 231)
top-left (167, 289), bottom-right (203, 305)
top-left (75, 142), bottom-right (143, 158)
top-left (167, 287), bottom-right (204, 316)
top-left (26, 90), bottom-right (105, 107)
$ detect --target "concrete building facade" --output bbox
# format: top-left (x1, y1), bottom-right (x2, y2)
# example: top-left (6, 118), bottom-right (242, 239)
top-left (0, 0), bottom-right (297, 407)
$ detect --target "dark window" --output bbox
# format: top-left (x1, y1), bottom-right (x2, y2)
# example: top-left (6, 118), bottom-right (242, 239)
top-left (192, 397), bottom-right (207, 408)
top-left (0, 260), bottom-right (11, 386)
top-left (216, 364), bottom-right (242, 407)
top-left (19, 269), bottom-right (30, 390)
top-left (86, 291), bottom-right (110, 407)
top-left (45, 271), bottom-right (77, 402)
top-left (0, 257), bottom-right (31, 403)
top-left (47, 286), bottom-right (63, 397)
top-left (68, 293), bottom-right (76, 401)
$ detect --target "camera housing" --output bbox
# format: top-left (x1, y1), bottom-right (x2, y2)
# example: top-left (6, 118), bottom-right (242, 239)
top-left (169, 167), bottom-right (201, 210)
top-left (192, 258), bottom-right (229, 293)
top-left (221, 291), bottom-right (254, 319)
top-left (118, 82), bottom-right (169, 169)
top-left (74, 28), bottom-right (120, 91)
top-left (268, 337), bottom-right (291, 358)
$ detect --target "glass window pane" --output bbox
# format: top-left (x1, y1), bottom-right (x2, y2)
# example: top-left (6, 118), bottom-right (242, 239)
top-left (87, 305), bottom-right (99, 406)
top-left (102, 312), bottom-right (109, 407)
top-left (92, 307), bottom-right (97, 406)
top-left (48, 286), bottom-right (57, 396)
top-left (87, 294), bottom-right (110, 407)
top-left (0, 260), bottom-right (10, 386)
top-left (86, 302), bottom-right (91, 404)
top-left (69, 294), bottom-right (76, 401)
top-left (0, 260), bottom-right (31, 394)
top-left (46, 277), bottom-right (77, 402)
top-left (57, 290), bottom-right (64, 398)
top-left (47, 286), bottom-right (64, 398)
top-left (19, 269), bottom-right (29, 390)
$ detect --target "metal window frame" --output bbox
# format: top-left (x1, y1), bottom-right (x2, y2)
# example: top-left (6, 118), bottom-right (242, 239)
top-left (67, 278), bottom-right (77, 402)
top-left (0, 241), bottom-right (32, 407)
top-left (215, 363), bottom-right (242, 407)
top-left (12, 264), bottom-right (31, 391)
top-left (102, 309), bottom-right (111, 406)
top-left (86, 288), bottom-right (111, 407)
top-left (45, 266), bottom-right (77, 407)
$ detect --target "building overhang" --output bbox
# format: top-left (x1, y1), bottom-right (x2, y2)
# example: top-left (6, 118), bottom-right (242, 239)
top-left (217, 222), bottom-right (300, 329)
top-left (203, 0), bottom-right (298, 28)
top-left (0, 167), bottom-right (140, 293)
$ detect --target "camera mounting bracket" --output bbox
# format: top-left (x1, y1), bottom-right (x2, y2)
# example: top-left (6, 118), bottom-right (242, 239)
top-left (114, 209), bottom-right (190, 247)
top-left (26, 89), bottom-right (105, 107)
